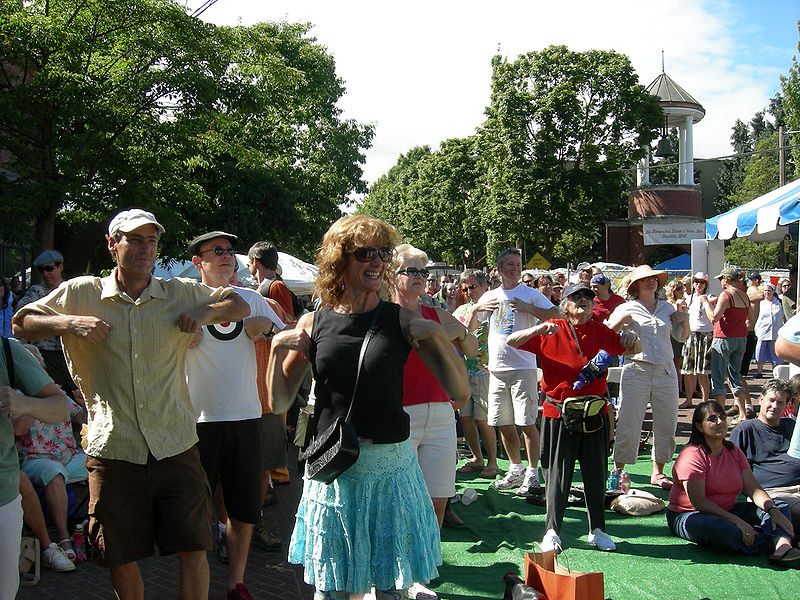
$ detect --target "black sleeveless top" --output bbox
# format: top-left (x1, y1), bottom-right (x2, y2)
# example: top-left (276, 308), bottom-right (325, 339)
top-left (310, 301), bottom-right (411, 443)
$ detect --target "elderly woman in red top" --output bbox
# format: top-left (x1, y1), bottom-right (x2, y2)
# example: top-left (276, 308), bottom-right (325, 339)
top-left (508, 283), bottom-right (637, 554)
top-left (392, 245), bottom-right (478, 524)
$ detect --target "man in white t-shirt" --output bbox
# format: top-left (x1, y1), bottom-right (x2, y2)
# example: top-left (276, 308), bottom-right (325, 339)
top-left (469, 249), bottom-right (560, 494)
top-left (184, 231), bottom-right (284, 600)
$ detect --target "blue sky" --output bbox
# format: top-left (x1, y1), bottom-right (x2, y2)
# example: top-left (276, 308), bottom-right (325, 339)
top-left (201, 1), bottom-right (800, 186)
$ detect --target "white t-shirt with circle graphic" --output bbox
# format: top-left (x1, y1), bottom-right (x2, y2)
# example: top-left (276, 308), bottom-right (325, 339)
top-left (186, 286), bottom-right (284, 423)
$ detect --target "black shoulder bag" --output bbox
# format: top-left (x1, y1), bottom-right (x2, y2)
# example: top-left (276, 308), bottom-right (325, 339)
top-left (304, 301), bottom-right (383, 484)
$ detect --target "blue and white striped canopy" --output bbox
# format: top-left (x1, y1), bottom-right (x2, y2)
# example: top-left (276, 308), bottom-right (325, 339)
top-left (706, 177), bottom-right (800, 241)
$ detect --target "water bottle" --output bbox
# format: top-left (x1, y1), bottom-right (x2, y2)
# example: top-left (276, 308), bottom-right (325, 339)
top-left (607, 469), bottom-right (620, 491)
top-left (72, 522), bottom-right (87, 562)
top-left (461, 488), bottom-right (478, 506)
top-left (618, 471), bottom-right (631, 493)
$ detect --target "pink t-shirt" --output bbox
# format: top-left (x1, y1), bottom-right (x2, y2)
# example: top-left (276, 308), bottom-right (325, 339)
top-left (668, 444), bottom-right (750, 513)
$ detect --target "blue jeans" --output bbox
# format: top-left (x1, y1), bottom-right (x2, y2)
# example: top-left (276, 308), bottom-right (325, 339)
top-left (710, 337), bottom-right (746, 396)
top-left (666, 500), bottom-right (792, 554)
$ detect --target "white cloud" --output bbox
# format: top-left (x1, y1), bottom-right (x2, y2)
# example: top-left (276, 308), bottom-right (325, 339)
top-left (201, 0), bottom-right (795, 185)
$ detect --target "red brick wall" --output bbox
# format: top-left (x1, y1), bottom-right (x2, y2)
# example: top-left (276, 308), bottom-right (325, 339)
top-left (628, 186), bottom-right (702, 219)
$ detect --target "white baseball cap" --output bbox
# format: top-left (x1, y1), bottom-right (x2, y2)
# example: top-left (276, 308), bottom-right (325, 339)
top-left (108, 209), bottom-right (165, 237)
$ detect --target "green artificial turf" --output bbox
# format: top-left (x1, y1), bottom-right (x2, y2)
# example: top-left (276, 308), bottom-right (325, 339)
top-left (432, 447), bottom-right (799, 600)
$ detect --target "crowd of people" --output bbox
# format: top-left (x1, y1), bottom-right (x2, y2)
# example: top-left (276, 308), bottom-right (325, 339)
top-left (2, 210), bottom-right (800, 600)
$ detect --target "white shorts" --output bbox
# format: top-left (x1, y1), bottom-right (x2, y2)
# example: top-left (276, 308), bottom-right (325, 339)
top-left (0, 494), bottom-right (22, 600)
top-left (488, 369), bottom-right (538, 427)
top-left (404, 402), bottom-right (457, 499)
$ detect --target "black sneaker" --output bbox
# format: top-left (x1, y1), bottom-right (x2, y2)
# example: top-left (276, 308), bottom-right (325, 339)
top-left (252, 522), bottom-right (282, 551)
top-left (217, 532), bottom-right (228, 564)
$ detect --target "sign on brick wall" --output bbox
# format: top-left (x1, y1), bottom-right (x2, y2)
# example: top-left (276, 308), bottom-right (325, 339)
top-left (643, 222), bottom-right (705, 245)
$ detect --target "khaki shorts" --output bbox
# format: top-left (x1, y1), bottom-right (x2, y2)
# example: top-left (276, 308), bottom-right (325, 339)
top-left (86, 447), bottom-right (213, 567)
top-left (260, 412), bottom-right (288, 472)
top-left (488, 369), bottom-right (539, 427)
top-left (460, 373), bottom-right (489, 421)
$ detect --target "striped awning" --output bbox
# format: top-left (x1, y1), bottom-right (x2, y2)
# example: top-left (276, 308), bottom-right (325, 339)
top-left (706, 178), bottom-right (800, 241)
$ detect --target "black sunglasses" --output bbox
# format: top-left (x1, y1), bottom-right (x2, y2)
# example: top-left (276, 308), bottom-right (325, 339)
top-left (198, 246), bottom-right (236, 257)
top-left (37, 263), bottom-right (60, 273)
top-left (569, 290), bottom-right (595, 301)
top-left (399, 267), bottom-right (429, 278)
top-left (352, 246), bottom-right (393, 263)
top-left (462, 284), bottom-right (477, 292)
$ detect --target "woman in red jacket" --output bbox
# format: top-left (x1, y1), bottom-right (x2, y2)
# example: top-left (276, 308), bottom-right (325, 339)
top-left (508, 283), bottom-right (637, 554)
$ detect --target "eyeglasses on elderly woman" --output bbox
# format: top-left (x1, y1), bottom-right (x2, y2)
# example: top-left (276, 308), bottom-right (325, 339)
top-left (398, 267), bottom-right (429, 278)
top-left (568, 290), bottom-right (595, 301)
top-left (351, 246), bottom-right (393, 263)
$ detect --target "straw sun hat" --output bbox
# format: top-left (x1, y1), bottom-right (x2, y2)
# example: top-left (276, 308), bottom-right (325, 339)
top-left (626, 264), bottom-right (668, 293)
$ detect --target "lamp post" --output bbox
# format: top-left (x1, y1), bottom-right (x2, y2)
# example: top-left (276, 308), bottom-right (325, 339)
top-left (780, 126), bottom-right (800, 307)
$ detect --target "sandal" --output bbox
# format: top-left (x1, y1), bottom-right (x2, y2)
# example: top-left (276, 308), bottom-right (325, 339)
top-left (457, 461), bottom-right (485, 474)
top-left (678, 400), bottom-right (694, 409)
top-left (58, 539), bottom-right (76, 563)
top-left (479, 466), bottom-right (501, 478)
top-left (650, 474), bottom-right (673, 490)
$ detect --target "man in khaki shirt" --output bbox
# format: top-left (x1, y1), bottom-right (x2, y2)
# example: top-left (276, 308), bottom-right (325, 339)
top-left (14, 209), bottom-right (249, 600)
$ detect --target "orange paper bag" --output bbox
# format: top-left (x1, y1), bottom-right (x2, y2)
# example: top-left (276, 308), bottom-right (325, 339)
top-left (524, 551), bottom-right (604, 600)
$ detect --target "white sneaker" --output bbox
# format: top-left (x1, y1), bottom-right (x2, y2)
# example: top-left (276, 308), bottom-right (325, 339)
top-left (406, 582), bottom-right (437, 599)
top-left (516, 468), bottom-right (541, 496)
top-left (587, 528), bottom-right (616, 552)
top-left (494, 468), bottom-right (525, 490)
top-left (43, 542), bottom-right (76, 572)
top-left (540, 528), bottom-right (563, 553)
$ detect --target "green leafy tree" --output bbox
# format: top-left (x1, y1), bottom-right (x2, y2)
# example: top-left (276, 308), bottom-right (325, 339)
top-left (714, 119), bottom-right (752, 213)
top-left (359, 139), bottom-right (486, 266)
top-left (725, 238), bottom-right (780, 270)
top-left (782, 24), bottom-right (800, 182)
top-left (478, 46), bottom-right (662, 263)
top-left (0, 1), bottom-right (371, 265)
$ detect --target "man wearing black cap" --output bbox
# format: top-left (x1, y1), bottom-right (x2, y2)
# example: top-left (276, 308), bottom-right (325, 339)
top-left (16, 249), bottom-right (78, 397)
top-left (590, 273), bottom-right (624, 323)
top-left (576, 262), bottom-right (593, 285)
top-left (186, 231), bottom-right (285, 600)
top-left (14, 209), bottom-right (250, 600)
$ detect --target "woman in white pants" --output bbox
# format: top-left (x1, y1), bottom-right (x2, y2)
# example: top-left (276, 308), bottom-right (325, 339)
top-left (608, 265), bottom-right (689, 490)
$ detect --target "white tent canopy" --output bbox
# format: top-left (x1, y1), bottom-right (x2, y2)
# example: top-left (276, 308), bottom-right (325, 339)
top-left (153, 251), bottom-right (317, 295)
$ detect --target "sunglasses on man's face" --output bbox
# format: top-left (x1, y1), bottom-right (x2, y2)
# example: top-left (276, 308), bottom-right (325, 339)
top-left (569, 290), bottom-right (595, 301)
top-left (37, 263), bottom-right (60, 273)
top-left (198, 246), bottom-right (236, 257)
top-left (399, 267), bottom-right (429, 278)
top-left (462, 284), bottom-right (477, 292)
top-left (351, 246), bottom-right (393, 263)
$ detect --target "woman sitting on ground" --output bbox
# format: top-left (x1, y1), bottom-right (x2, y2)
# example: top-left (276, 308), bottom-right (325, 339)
top-left (508, 282), bottom-right (637, 553)
top-left (666, 400), bottom-right (799, 568)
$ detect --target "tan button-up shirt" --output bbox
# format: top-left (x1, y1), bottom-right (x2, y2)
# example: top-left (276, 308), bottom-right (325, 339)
top-left (14, 271), bottom-right (232, 463)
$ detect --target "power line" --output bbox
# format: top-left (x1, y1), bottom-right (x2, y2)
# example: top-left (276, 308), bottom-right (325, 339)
top-left (191, 0), bottom-right (218, 17)
top-left (612, 143), bottom-right (800, 173)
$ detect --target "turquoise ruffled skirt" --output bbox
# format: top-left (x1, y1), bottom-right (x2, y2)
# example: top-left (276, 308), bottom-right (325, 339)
top-left (288, 439), bottom-right (442, 594)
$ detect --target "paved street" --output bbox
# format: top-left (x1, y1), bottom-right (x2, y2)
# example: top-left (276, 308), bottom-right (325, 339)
top-left (17, 452), bottom-right (314, 600)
